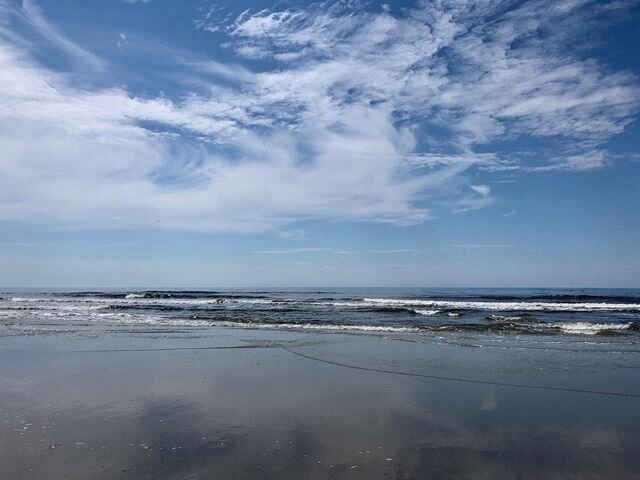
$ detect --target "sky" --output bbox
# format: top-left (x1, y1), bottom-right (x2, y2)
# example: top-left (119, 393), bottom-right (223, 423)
top-left (0, 0), bottom-right (639, 288)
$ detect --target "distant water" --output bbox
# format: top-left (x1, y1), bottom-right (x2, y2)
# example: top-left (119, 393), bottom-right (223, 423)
top-left (2, 288), bottom-right (640, 339)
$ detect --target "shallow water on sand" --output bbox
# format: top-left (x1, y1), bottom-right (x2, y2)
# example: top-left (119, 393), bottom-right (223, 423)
top-left (1, 323), bottom-right (639, 479)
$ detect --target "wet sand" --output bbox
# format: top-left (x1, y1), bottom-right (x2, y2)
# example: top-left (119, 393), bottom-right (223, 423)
top-left (1, 327), bottom-right (640, 479)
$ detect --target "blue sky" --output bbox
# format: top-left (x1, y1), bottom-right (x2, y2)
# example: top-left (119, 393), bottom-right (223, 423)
top-left (0, 0), bottom-right (639, 288)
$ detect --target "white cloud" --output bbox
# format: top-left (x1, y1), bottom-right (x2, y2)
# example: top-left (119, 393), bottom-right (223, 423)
top-left (0, 0), bottom-right (637, 233)
top-left (470, 185), bottom-right (491, 197)
top-left (369, 249), bottom-right (419, 254)
top-left (528, 150), bottom-right (608, 172)
top-left (453, 185), bottom-right (495, 213)
top-left (253, 248), bottom-right (350, 255)
top-left (20, 0), bottom-right (103, 70)
top-left (453, 244), bottom-right (515, 249)
top-left (116, 32), bottom-right (127, 51)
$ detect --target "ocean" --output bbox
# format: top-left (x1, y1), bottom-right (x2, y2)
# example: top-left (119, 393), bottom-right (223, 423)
top-left (3, 287), bottom-right (640, 339)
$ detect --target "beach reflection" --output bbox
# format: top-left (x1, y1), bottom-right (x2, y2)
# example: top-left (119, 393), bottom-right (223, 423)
top-left (1, 331), bottom-right (639, 479)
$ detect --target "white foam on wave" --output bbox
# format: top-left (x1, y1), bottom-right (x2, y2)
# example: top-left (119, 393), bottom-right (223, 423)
top-left (7, 295), bottom-right (640, 313)
top-left (487, 314), bottom-right (522, 321)
top-left (119, 297), bottom-right (275, 305)
top-left (6, 296), bottom-right (276, 306)
top-left (62, 314), bottom-right (421, 332)
top-left (109, 316), bottom-right (212, 327)
top-left (210, 321), bottom-right (421, 333)
top-left (9, 297), bottom-right (98, 304)
top-left (551, 322), bottom-right (632, 335)
top-left (414, 309), bottom-right (441, 316)
top-left (230, 298), bottom-right (275, 304)
top-left (362, 298), bottom-right (640, 312)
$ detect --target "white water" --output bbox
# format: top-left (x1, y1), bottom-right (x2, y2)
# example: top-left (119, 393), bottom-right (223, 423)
top-left (362, 298), bottom-right (640, 312)
top-left (551, 322), bottom-right (632, 335)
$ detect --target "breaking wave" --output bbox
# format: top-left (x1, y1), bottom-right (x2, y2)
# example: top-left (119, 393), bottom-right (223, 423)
top-left (551, 322), bottom-right (635, 335)
top-left (3, 289), bottom-right (640, 338)
top-left (362, 298), bottom-right (640, 312)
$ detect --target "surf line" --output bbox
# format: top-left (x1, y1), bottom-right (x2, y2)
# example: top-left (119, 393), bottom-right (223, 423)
top-left (282, 347), bottom-right (640, 400)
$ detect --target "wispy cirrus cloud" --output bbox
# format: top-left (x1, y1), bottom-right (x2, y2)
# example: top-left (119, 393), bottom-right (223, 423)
top-left (20, 0), bottom-right (103, 70)
top-left (0, 0), bottom-right (637, 233)
top-left (253, 248), bottom-right (350, 255)
top-left (369, 249), bottom-right (419, 254)
top-left (452, 185), bottom-right (495, 213)
top-left (453, 244), bottom-right (515, 249)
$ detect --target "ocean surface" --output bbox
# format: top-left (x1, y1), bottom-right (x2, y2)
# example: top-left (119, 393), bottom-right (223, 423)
top-left (2, 287), bottom-right (640, 340)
